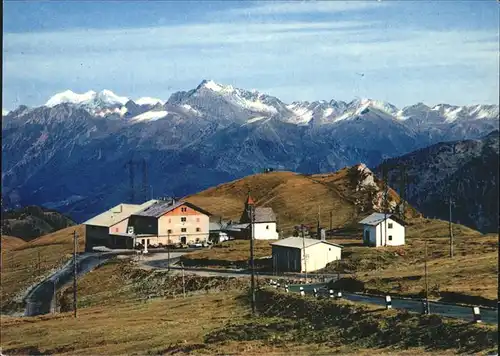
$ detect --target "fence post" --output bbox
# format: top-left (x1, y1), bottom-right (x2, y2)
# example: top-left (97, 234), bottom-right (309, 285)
top-left (276, 283), bottom-right (280, 289)
top-left (329, 289), bottom-right (334, 298)
top-left (300, 286), bottom-right (305, 297)
top-left (422, 300), bottom-right (429, 315)
top-left (313, 288), bottom-right (318, 298)
top-left (335, 291), bottom-right (342, 299)
top-left (285, 285), bottom-right (289, 293)
top-left (472, 306), bottom-right (482, 323)
top-left (385, 295), bottom-right (392, 310)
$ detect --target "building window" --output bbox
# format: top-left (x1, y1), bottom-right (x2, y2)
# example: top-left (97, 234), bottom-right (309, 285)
top-left (115, 228), bottom-right (119, 232)
top-left (388, 223), bottom-right (393, 229)
top-left (167, 229), bottom-right (172, 234)
top-left (181, 217), bottom-right (187, 222)
top-left (266, 225), bottom-right (269, 230)
top-left (181, 207), bottom-right (187, 212)
top-left (388, 235), bottom-right (393, 241)
top-left (168, 218), bottom-right (171, 223)
top-left (196, 217), bottom-right (200, 222)
top-left (181, 228), bottom-right (187, 232)
top-left (196, 227), bottom-right (201, 232)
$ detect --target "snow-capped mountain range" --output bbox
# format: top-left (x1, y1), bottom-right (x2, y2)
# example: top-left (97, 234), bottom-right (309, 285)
top-left (2, 79), bottom-right (499, 224)
top-left (17, 79), bottom-right (496, 125)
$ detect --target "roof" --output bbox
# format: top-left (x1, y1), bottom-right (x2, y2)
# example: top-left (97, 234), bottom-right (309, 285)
top-left (271, 236), bottom-right (343, 250)
top-left (134, 200), bottom-right (212, 218)
top-left (84, 200), bottom-right (158, 227)
top-left (358, 213), bottom-right (407, 226)
top-left (225, 223), bottom-right (250, 231)
top-left (254, 207), bottom-right (276, 223)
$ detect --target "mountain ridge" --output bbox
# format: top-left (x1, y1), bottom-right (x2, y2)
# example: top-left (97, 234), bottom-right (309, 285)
top-left (2, 80), bottom-right (498, 223)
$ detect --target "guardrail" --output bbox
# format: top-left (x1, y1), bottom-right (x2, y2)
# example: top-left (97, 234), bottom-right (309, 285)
top-left (266, 280), bottom-right (498, 325)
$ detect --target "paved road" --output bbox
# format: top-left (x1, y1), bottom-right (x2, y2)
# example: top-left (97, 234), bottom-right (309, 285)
top-left (287, 283), bottom-right (498, 325)
top-left (24, 252), bottom-right (118, 316)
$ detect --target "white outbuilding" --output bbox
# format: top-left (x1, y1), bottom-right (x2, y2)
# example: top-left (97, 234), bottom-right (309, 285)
top-left (271, 237), bottom-right (343, 273)
top-left (359, 213), bottom-right (406, 247)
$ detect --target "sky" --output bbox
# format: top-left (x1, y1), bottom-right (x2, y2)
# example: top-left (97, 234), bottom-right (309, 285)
top-left (3, 0), bottom-right (499, 110)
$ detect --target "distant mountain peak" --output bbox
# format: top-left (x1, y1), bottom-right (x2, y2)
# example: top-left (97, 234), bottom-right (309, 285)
top-left (45, 89), bottom-right (128, 108)
top-left (135, 97), bottom-right (165, 106)
top-left (197, 79), bottom-right (235, 93)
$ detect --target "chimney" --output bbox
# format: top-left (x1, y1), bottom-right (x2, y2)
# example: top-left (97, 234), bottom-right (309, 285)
top-left (320, 228), bottom-right (326, 241)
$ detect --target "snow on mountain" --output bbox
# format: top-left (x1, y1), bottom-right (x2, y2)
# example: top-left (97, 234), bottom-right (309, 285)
top-left (196, 79), bottom-right (278, 115)
top-left (45, 90), bottom-right (97, 107)
top-left (245, 116), bottom-right (267, 124)
top-left (180, 104), bottom-right (201, 116)
top-left (286, 102), bottom-right (314, 124)
top-left (95, 106), bottom-right (128, 118)
top-left (39, 82), bottom-right (498, 127)
top-left (45, 89), bottom-right (129, 109)
top-left (2, 109), bottom-right (9, 116)
top-left (443, 106), bottom-right (463, 123)
top-left (130, 110), bottom-right (169, 122)
top-left (469, 105), bottom-right (499, 120)
top-left (135, 97), bottom-right (165, 106)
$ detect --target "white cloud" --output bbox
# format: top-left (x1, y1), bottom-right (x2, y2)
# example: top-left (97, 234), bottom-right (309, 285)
top-left (2, 4), bottom-right (498, 109)
top-left (225, 1), bottom-right (387, 16)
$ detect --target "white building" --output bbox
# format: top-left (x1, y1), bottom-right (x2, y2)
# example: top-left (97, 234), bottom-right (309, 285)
top-left (271, 236), bottom-right (342, 273)
top-left (359, 213), bottom-right (406, 247)
top-left (239, 195), bottom-right (279, 240)
top-left (84, 200), bottom-right (158, 251)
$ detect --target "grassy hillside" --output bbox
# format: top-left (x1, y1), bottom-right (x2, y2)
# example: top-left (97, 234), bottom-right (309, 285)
top-left (1, 275), bottom-right (496, 355)
top-left (185, 165), bottom-right (418, 235)
top-left (324, 219), bottom-right (497, 305)
top-left (1, 205), bottom-right (76, 241)
top-left (1, 235), bottom-right (26, 250)
top-left (0, 225), bottom-right (85, 313)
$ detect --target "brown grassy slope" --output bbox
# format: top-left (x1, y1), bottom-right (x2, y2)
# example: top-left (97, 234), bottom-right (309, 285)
top-left (185, 170), bottom-right (370, 234)
top-left (1, 235), bottom-right (26, 250)
top-left (310, 166), bottom-right (420, 219)
top-left (326, 219), bottom-right (497, 303)
top-left (0, 225), bottom-right (85, 312)
top-left (181, 240), bottom-right (273, 268)
top-left (1, 287), bottom-right (495, 355)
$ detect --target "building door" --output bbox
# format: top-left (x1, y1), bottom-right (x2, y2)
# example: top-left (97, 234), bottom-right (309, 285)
top-left (181, 236), bottom-right (187, 245)
top-left (364, 230), bottom-right (370, 245)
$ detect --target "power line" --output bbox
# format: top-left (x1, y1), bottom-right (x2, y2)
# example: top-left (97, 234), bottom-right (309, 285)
top-left (73, 230), bottom-right (78, 318)
top-left (247, 192), bottom-right (256, 316)
top-left (449, 195), bottom-right (455, 258)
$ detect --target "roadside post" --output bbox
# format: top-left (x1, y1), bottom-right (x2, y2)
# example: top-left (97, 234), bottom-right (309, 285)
top-left (472, 306), bottom-right (482, 323)
top-left (300, 286), bottom-right (305, 296)
top-left (385, 295), bottom-right (392, 309)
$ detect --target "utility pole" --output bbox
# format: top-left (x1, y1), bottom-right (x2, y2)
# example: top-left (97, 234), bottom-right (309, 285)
top-left (449, 196), bottom-right (454, 258)
top-left (52, 277), bottom-right (58, 314)
top-left (248, 200), bottom-right (256, 315)
top-left (181, 262), bottom-right (186, 298)
top-left (424, 236), bottom-right (430, 315)
top-left (329, 211), bottom-right (333, 233)
top-left (73, 230), bottom-right (78, 318)
top-left (301, 225), bottom-right (307, 283)
top-left (37, 250), bottom-right (41, 274)
top-left (317, 205), bottom-right (321, 239)
top-left (167, 231), bottom-right (171, 272)
top-left (383, 165), bottom-right (389, 247)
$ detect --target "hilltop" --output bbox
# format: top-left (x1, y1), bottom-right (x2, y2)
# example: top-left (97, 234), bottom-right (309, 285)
top-left (2, 79), bottom-right (497, 223)
top-left (185, 164), bottom-right (420, 234)
top-left (1, 205), bottom-right (76, 241)
top-left (1, 235), bottom-right (26, 250)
